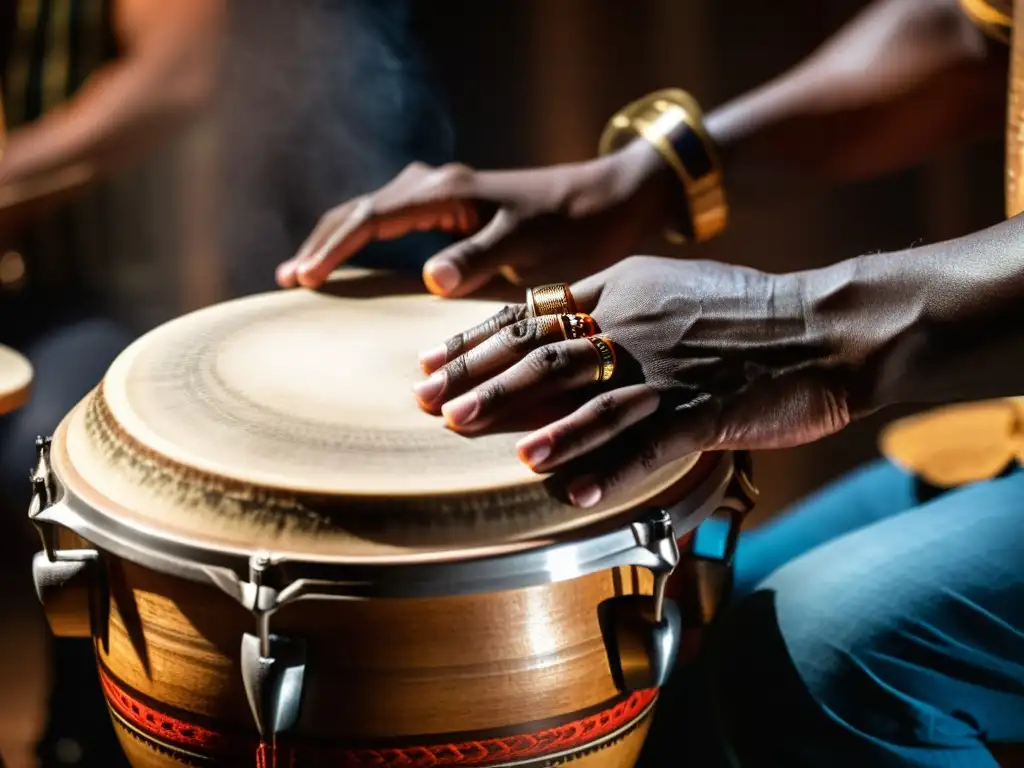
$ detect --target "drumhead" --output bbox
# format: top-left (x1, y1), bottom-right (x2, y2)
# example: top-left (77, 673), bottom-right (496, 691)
top-left (53, 271), bottom-right (704, 560)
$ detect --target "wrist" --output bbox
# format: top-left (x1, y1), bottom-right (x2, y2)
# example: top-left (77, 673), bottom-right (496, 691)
top-left (601, 139), bottom-right (686, 237)
top-left (797, 252), bottom-right (934, 413)
top-left (598, 90), bottom-right (728, 245)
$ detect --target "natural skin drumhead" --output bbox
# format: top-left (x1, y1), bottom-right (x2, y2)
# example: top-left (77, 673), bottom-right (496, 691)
top-left (55, 272), bottom-right (703, 561)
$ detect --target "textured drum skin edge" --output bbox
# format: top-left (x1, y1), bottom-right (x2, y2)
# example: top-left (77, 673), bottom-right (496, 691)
top-left (80, 382), bottom-right (705, 553)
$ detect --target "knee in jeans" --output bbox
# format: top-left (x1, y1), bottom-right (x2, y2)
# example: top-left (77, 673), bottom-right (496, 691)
top-left (714, 557), bottom-right (937, 752)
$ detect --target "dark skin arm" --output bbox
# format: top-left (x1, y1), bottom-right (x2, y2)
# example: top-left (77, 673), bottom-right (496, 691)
top-left (707, 0), bottom-right (1007, 201)
top-left (0, 0), bottom-right (221, 189)
top-left (278, 0), bottom-right (1007, 295)
top-left (414, 213), bottom-right (1024, 507)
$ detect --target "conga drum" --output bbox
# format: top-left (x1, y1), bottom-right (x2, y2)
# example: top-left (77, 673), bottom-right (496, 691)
top-left (28, 273), bottom-right (756, 768)
top-left (0, 342), bottom-right (32, 415)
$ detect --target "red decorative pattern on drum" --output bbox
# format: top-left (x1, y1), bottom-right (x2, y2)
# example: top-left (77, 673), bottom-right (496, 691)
top-left (99, 667), bottom-right (229, 754)
top-left (100, 664), bottom-right (658, 766)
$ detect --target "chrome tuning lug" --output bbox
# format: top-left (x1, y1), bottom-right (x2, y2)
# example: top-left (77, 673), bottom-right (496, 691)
top-left (29, 436), bottom-right (57, 559)
top-left (605, 509), bottom-right (683, 693)
top-left (28, 435), bottom-right (103, 639)
top-left (720, 450), bottom-right (759, 520)
top-left (240, 632), bottom-right (307, 740)
top-left (675, 450), bottom-right (760, 633)
top-left (645, 509), bottom-right (681, 624)
top-left (239, 553), bottom-right (308, 743)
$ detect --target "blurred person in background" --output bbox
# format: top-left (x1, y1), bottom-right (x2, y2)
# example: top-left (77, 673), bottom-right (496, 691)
top-left (278, 1), bottom-right (1024, 766)
top-left (0, 1), bottom-right (218, 765)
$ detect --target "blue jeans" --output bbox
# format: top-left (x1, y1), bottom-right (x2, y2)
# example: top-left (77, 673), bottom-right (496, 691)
top-left (642, 460), bottom-right (1024, 767)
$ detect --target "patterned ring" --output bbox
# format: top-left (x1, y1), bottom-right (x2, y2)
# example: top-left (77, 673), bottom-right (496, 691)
top-left (558, 313), bottom-right (599, 340)
top-left (588, 336), bottom-right (616, 382)
top-left (526, 283), bottom-right (577, 317)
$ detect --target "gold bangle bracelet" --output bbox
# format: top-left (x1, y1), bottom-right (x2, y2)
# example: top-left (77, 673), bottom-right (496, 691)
top-left (599, 89), bottom-right (728, 245)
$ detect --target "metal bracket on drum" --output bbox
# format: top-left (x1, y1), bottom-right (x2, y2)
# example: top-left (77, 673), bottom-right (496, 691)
top-left (239, 554), bottom-right (307, 747)
top-left (605, 508), bottom-right (684, 693)
top-left (28, 436), bottom-right (106, 639)
top-left (678, 451), bottom-right (760, 629)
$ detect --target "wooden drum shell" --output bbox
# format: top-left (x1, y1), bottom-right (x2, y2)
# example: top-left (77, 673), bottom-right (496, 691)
top-left (94, 549), bottom-right (661, 767)
top-left (30, 444), bottom-right (750, 768)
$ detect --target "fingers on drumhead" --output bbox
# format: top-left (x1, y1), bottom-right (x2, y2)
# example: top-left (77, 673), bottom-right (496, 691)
top-left (561, 401), bottom-right (717, 508)
top-left (279, 162), bottom-right (484, 291)
top-left (419, 304), bottom-right (529, 374)
top-left (414, 315), bottom-right (564, 411)
top-left (515, 385), bottom-right (660, 471)
top-left (276, 199), bottom-right (367, 288)
top-left (441, 339), bottom-right (603, 431)
top-left (293, 199), bottom-right (376, 288)
top-left (422, 208), bottom-right (519, 297)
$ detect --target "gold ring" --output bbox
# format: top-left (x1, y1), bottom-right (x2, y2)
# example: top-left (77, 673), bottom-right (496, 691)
top-left (498, 265), bottom-right (525, 286)
top-left (588, 336), bottom-right (616, 382)
top-left (558, 312), bottom-right (598, 340)
top-left (526, 283), bottom-right (577, 317)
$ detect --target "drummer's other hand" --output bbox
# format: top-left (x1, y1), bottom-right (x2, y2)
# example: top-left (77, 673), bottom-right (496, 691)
top-left (416, 255), bottom-right (877, 507)
top-left (276, 141), bottom-right (678, 298)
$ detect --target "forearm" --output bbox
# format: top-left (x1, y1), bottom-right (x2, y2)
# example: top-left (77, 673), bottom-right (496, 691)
top-left (0, 62), bottom-right (209, 186)
top-left (800, 214), bottom-right (1024, 410)
top-left (0, 0), bottom-right (218, 187)
top-left (704, 0), bottom-right (1007, 205)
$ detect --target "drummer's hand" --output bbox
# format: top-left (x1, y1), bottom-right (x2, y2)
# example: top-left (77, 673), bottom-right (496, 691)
top-left (275, 141), bottom-right (677, 298)
top-left (413, 255), bottom-right (869, 507)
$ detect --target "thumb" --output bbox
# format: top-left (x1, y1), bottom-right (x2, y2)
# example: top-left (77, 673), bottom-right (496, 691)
top-left (422, 208), bottom-right (520, 297)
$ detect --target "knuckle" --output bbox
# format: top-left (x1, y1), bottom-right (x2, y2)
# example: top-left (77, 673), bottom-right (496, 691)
top-left (442, 354), bottom-right (469, 385)
top-left (495, 305), bottom-right (518, 328)
top-left (400, 161), bottom-right (431, 178)
top-left (485, 305), bottom-right (518, 335)
top-left (445, 334), bottom-right (467, 358)
top-left (526, 344), bottom-right (571, 377)
top-left (506, 304), bottom-right (529, 324)
top-left (477, 380), bottom-right (507, 414)
top-left (429, 163), bottom-right (476, 196)
top-left (637, 439), bottom-right (662, 471)
top-left (347, 194), bottom-right (374, 218)
top-left (600, 467), bottom-right (625, 494)
top-left (497, 319), bottom-right (541, 353)
top-left (316, 209), bottom-right (340, 229)
top-left (590, 393), bottom-right (623, 430)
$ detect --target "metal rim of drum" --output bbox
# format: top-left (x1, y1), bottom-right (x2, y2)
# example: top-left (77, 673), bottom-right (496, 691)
top-left (33, 447), bottom-right (737, 604)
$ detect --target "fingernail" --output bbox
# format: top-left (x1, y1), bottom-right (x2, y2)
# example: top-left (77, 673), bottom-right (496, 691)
top-left (442, 392), bottom-right (479, 427)
top-left (294, 265), bottom-right (319, 287)
top-left (275, 263), bottom-right (296, 287)
top-left (424, 260), bottom-right (461, 295)
top-left (418, 345), bottom-right (448, 373)
top-left (516, 433), bottom-right (552, 469)
top-left (412, 372), bottom-right (445, 404)
top-left (567, 478), bottom-right (603, 508)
